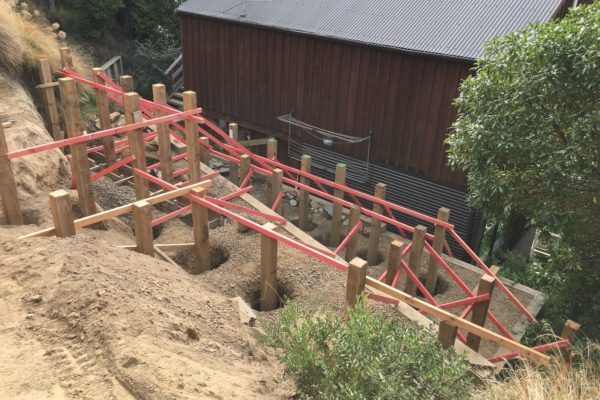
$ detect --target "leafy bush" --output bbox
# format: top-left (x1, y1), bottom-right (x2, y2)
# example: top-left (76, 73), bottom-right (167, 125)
top-left (500, 238), bottom-right (600, 340)
top-left (262, 299), bottom-right (473, 399)
top-left (130, 0), bottom-right (183, 43)
top-left (54, 0), bottom-right (124, 41)
top-left (123, 36), bottom-right (181, 99)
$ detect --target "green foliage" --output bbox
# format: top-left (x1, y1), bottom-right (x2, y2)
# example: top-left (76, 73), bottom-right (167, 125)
top-left (54, 0), bottom-right (125, 40)
top-left (123, 36), bottom-right (181, 99)
top-left (447, 3), bottom-right (600, 332)
top-left (500, 239), bottom-right (600, 339)
top-left (262, 299), bottom-right (473, 399)
top-left (130, 0), bottom-right (183, 43)
top-left (448, 4), bottom-right (600, 229)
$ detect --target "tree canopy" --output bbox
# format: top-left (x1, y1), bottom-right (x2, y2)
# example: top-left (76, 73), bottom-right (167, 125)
top-left (447, 3), bottom-right (600, 332)
top-left (447, 3), bottom-right (599, 230)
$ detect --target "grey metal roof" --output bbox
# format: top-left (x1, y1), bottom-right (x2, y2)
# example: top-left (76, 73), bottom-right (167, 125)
top-left (177, 0), bottom-right (566, 60)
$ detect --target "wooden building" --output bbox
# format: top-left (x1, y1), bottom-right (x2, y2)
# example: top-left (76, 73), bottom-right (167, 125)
top-left (176, 0), bottom-right (574, 253)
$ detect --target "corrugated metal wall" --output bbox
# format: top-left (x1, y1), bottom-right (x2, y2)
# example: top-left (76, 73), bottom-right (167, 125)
top-left (299, 143), bottom-right (484, 260)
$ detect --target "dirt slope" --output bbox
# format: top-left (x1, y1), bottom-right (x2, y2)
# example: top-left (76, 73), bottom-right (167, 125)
top-left (0, 71), bottom-right (70, 226)
top-left (0, 228), bottom-right (295, 399)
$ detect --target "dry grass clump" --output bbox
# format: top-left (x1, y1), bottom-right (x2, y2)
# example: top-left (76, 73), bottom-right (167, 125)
top-left (472, 343), bottom-right (600, 400)
top-left (0, 1), bottom-right (89, 76)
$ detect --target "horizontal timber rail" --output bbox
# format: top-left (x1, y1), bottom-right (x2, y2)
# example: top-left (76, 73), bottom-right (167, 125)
top-left (19, 180), bottom-right (213, 239)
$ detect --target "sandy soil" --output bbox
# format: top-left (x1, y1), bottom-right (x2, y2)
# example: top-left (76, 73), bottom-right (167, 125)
top-left (0, 228), bottom-right (296, 399)
top-left (0, 71), bottom-right (71, 226)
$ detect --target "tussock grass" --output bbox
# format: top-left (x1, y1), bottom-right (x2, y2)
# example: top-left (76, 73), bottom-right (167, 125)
top-left (0, 1), bottom-right (89, 77)
top-left (472, 343), bottom-right (600, 400)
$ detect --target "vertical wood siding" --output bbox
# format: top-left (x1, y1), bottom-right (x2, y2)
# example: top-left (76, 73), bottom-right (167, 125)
top-left (181, 14), bottom-right (471, 188)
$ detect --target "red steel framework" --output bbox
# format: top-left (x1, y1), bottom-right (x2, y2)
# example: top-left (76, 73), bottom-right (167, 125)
top-left (6, 67), bottom-right (569, 363)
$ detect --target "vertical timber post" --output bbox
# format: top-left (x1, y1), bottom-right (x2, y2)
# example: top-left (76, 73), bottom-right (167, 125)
top-left (49, 190), bottom-right (75, 238)
top-left (466, 274), bottom-right (496, 352)
top-left (191, 187), bottom-right (211, 273)
top-left (346, 257), bottom-right (368, 307)
top-left (133, 200), bottom-right (154, 257)
top-left (268, 168), bottom-right (283, 214)
top-left (199, 137), bottom-right (211, 168)
top-left (0, 124), bottom-right (22, 225)
top-left (92, 67), bottom-right (116, 165)
top-left (59, 77), bottom-right (97, 217)
top-left (229, 123), bottom-right (240, 185)
top-left (560, 320), bottom-right (581, 363)
top-left (405, 225), bottom-right (427, 296)
top-left (239, 154), bottom-right (251, 184)
top-left (237, 155), bottom-right (252, 233)
top-left (330, 163), bottom-right (346, 247)
top-left (267, 138), bottom-right (277, 161)
top-left (59, 47), bottom-right (73, 70)
top-left (260, 223), bottom-right (278, 311)
top-left (344, 205), bottom-right (361, 262)
top-left (298, 155), bottom-right (311, 230)
top-left (120, 75), bottom-right (134, 93)
top-left (183, 91), bottom-right (202, 183)
top-left (425, 207), bottom-right (450, 294)
top-left (38, 59), bottom-right (62, 140)
top-left (367, 183), bottom-right (386, 265)
top-left (385, 240), bottom-right (405, 286)
top-left (152, 84), bottom-right (173, 181)
top-left (438, 322), bottom-right (458, 350)
top-left (123, 93), bottom-right (150, 200)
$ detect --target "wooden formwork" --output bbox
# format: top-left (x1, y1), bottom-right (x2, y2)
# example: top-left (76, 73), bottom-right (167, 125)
top-left (1, 51), bottom-right (584, 369)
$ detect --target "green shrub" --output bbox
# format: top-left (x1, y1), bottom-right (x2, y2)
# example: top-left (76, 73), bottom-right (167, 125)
top-left (54, 1), bottom-right (124, 40)
top-left (130, 0), bottom-right (183, 43)
top-left (123, 36), bottom-right (181, 99)
top-left (262, 299), bottom-right (473, 399)
top-left (500, 239), bottom-right (600, 340)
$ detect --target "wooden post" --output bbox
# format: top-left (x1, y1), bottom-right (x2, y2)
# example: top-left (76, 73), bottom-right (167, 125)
top-left (268, 168), bottom-right (283, 214)
top-left (239, 154), bottom-right (251, 184)
top-left (560, 320), bottom-right (581, 363)
top-left (152, 84), bottom-right (173, 181)
top-left (133, 200), bottom-right (154, 257)
top-left (59, 77), bottom-right (97, 217)
top-left (367, 183), bottom-right (387, 265)
top-left (38, 59), bottom-right (62, 140)
top-left (59, 47), bottom-right (73, 69)
top-left (92, 67), bottom-right (116, 165)
top-left (229, 123), bottom-right (240, 184)
top-left (385, 240), bottom-right (405, 286)
top-left (120, 75), bottom-right (134, 93)
top-left (330, 163), bottom-right (347, 247)
top-left (261, 222), bottom-right (278, 311)
top-left (199, 137), bottom-right (210, 167)
top-left (425, 207), bottom-right (450, 294)
top-left (123, 93), bottom-right (150, 200)
top-left (344, 205), bottom-right (361, 261)
top-left (346, 257), bottom-right (368, 307)
top-left (49, 190), bottom-right (75, 238)
top-left (191, 187), bottom-right (210, 273)
top-left (438, 321), bottom-right (458, 350)
top-left (405, 225), bottom-right (427, 296)
top-left (561, 320), bottom-right (581, 343)
top-left (267, 138), bottom-right (277, 161)
top-left (298, 155), bottom-right (311, 230)
top-left (183, 91), bottom-right (202, 182)
top-left (0, 124), bottom-right (22, 225)
top-left (466, 274), bottom-right (496, 352)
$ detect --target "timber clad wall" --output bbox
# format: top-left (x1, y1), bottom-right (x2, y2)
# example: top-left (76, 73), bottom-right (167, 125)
top-left (181, 14), bottom-right (471, 189)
